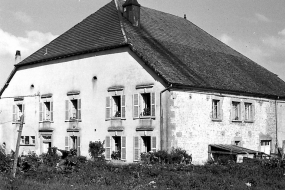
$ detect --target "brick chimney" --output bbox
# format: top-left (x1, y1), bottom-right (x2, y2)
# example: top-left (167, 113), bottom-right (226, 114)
top-left (15, 50), bottom-right (21, 64)
top-left (122, 0), bottom-right (141, 27)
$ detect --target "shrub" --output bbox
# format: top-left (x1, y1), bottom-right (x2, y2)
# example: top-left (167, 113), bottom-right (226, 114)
top-left (111, 150), bottom-right (121, 160)
top-left (89, 141), bottom-right (105, 159)
top-left (0, 151), bottom-right (12, 172)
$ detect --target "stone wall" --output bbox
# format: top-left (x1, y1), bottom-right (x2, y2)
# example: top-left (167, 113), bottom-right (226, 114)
top-left (167, 90), bottom-right (278, 164)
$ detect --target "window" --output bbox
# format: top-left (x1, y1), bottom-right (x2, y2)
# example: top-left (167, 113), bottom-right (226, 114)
top-left (39, 101), bottom-right (53, 122)
top-left (232, 101), bottom-right (241, 121)
top-left (12, 103), bottom-right (24, 123)
top-left (65, 136), bottom-right (81, 156)
top-left (133, 93), bottom-right (155, 118)
top-left (65, 99), bottom-right (81, 121)
top-left (106, 95), bottom-right (125, 120)
top-left (20, 136), bottom-right (35, 145)
top-left (244, 102), bottom-right (254, 121)
top-left (105, 136), bottom-right (126, 161)
top-left (261, 140), bottom-right (271, 155)
top-left (234, 141), bottom-right (241, 146)
top-left (212, 99), bottom-right (221, 120)
top-left (133, 136), bottom-right (156, 161)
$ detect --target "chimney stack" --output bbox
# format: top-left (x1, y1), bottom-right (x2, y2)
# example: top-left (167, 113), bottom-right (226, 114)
top-left (122, 0), bottom-right (141, 27)
top-left (15, 50), bottom-right (21, 64)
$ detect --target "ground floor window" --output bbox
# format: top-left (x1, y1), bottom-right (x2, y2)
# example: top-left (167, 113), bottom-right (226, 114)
top-left (65, 135), bottom-right (81, 156)
top-left (20, 136), bottom-right (35, 145)
top-left (105, 136), bottom-right (126, 161)
top-left (134, 136), bottom-right (157, 162)
top-left (261, 140), bottom-right (271, 155)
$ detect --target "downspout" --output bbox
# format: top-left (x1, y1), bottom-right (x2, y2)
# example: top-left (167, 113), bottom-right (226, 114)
top-left (160, 84), bottom-right (172, 150)
top-left (275, 97), bottom-right (279, 153)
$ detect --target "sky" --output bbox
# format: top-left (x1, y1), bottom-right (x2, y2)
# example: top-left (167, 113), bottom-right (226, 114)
top-left (0, 0), bottom-right (285, 87)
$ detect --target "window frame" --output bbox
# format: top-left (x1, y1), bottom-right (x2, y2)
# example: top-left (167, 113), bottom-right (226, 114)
top-left (12, 101), bottom-right (24, 124)
top-left (244, 100), bottom-right (255, 123)
top-left (65, 95), bottom-right (81, 122)
top-left (231, 99), bottom-right (242, 122)
top-left (20, 136), bottom-right (36, 146)
top-left (105, 90), bottom-right (126, 120)
top-left (39, 97), bottom-right (53, 122)
top-left (211, 96), bottom-right (223, 121)
top-left (133, 92), bottom-right (156, 119)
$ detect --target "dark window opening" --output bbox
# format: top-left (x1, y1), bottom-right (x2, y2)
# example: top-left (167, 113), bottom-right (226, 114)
top-left (141, 93), bottom-right (151, 116)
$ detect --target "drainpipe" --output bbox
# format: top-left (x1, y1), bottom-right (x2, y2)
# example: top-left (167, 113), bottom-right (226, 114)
top-left (275, 97), bottom-right (279, 153)
top-left (160, 84), bottom-right (172, 150)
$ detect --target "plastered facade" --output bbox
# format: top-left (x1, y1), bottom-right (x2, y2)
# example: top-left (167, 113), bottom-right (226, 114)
top-left (167, 90), bottom-right (285, 164)
top-left (0, 47), bottom-right (167, 162)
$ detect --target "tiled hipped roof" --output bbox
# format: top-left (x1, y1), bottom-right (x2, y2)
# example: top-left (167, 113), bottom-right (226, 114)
top-left (14, 1), bottom-right (285, 98)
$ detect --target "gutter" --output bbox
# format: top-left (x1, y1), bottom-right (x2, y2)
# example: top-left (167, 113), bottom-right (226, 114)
top-left (160, 84), bottom-right (172, 150)
top-left (275, 97), bottom-right (279, 152)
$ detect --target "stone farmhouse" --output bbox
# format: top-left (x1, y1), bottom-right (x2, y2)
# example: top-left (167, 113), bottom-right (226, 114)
top-left (1, 0), bottom-right (285, 164)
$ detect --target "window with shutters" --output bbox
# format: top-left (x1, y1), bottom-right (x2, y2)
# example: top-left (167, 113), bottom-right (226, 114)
top-left (39, 101), bottom-right (53, 122)
top-left (65, 99), bottom-right (81, 121)
top-left (65, 136), bottom-right (81, 156)
top-left (133, 92), bottom-right (155, 119)
top-left (134, 136), bottom-right (157, 161)
top-left (105, 136), bottom-right (126, 161)
top-left (105, 95), bottom-right (126, 120)
top-left (12, 103), bottom-right (24, 123)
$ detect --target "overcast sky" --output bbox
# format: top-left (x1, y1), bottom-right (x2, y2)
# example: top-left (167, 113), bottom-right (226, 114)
top-left (1, 0), bottom-right (285, 87)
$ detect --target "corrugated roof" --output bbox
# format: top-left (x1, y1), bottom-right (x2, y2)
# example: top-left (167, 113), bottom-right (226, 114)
top-left (9, 0), bottom-right (285, 98)
top-left (210, 144), bottom-right (262, 155)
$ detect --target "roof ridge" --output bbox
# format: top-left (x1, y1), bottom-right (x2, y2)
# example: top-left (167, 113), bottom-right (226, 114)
top-left (114, 0), bottom-right (128, 44)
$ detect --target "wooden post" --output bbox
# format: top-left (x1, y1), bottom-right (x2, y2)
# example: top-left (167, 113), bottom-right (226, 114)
top-left (12, 114), bottom-right (24, 178)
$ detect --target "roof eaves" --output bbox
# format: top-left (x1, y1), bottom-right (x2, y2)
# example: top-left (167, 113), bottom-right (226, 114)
top-left (0, 68), bottom-right (17, 98)
top-left (170, 83), bottom-right (285, 100)
top-left (15, 43), bottom-right (129, 68)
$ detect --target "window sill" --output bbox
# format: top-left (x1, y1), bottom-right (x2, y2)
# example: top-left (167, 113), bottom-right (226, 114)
top-left (232, 120), bottom-right (242, 123)
top-left (105, 118), bottom-right (126, 121)
top-left (12, 122), bottom-right (25, 124)
top-left (133, 116), bottom-right (155, 120)
top-left (39, 121), bottom-right (54, 123)
top-left (20, 144), bottom-right (35, 147)
top-left (212, 118), bottom-right (222, 122)
top-left (244, 120), bottom-right (254, 123)
top-left (65, 119), bottom-right (82, 122)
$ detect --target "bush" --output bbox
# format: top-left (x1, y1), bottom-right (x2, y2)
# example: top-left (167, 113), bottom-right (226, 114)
top-left (111, 150), bottom-right (121, 160)
top-left (89, 141), bottom-right (105, 160)
top-left (0, 151), bottom-right (12, 172)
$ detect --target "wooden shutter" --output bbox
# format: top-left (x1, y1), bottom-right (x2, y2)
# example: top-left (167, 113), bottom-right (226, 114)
top-left (22, 104), bottom-right (25, 122)
top-left (121, 95), bottom-right (126, 119)
top-left (121, 136), bottom-right (126, 161)
top-left (106, 97), bottom-right (111, 120)
top-left (134, 136), bottom-right (140, 161)
top-left (65, 136), bottom-right (69, 151)
top-left (105, 136), bottom-right (111, 160)
top-left (133, 94), bottom-right (139, 118)
top-left (151, 136), bottom-right (157, 152)
top-left (151, 93), bottom-right (156, 117)
top-left (50, 102), bottom-right (54, 122)
top-left (39, 102), bottom-right (43, 122)
top-left (13, 105), bottom-right (17, 122)
top-left (77, 136), bottom-right (81, 156)
top-left (77, 99), bottom-right (81, 120)
top-left (65, 100), bottom-right (69, 121)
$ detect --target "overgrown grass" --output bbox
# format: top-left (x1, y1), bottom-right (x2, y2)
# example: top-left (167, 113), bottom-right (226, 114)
top-left (2, 147), bottom-right (285, 190)
top-left (1, 159), bottom-right (285, 189)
